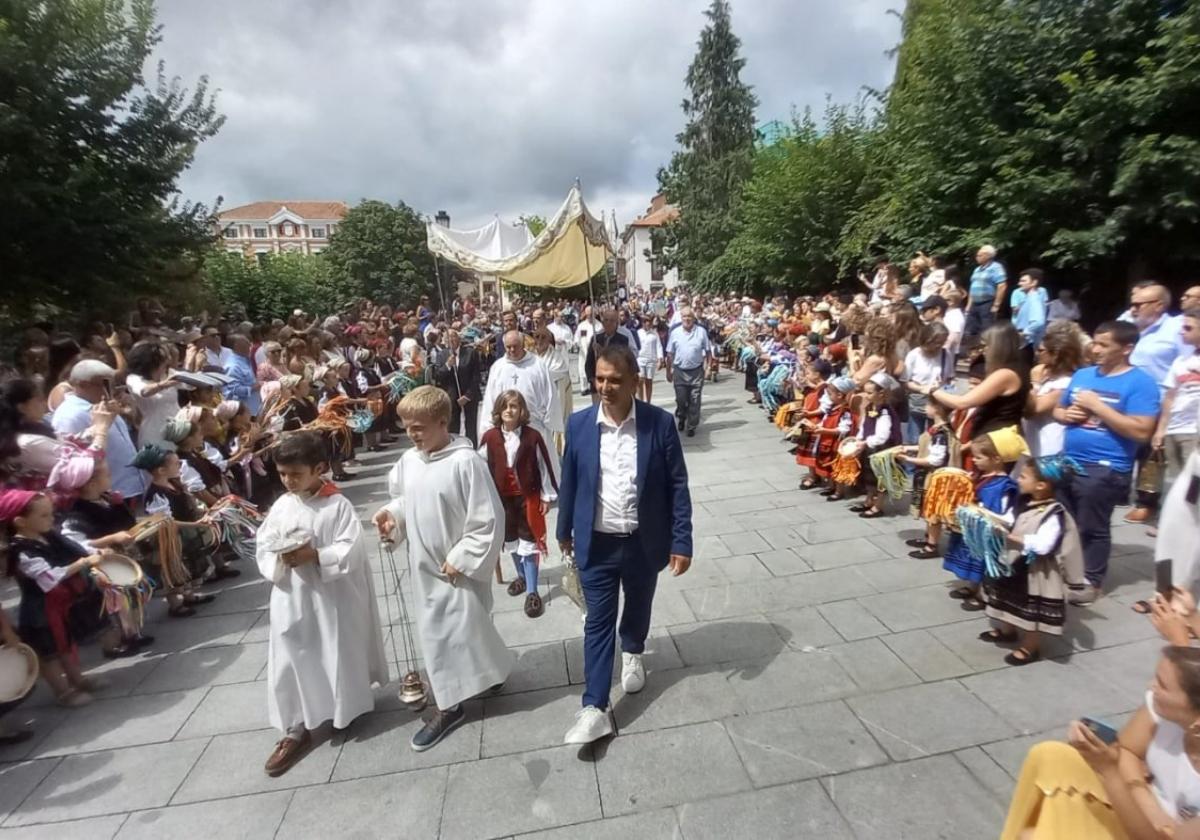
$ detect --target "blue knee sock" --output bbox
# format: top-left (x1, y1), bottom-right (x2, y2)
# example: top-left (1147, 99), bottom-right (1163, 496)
top-left (521, 555), bottom-right (539, 592)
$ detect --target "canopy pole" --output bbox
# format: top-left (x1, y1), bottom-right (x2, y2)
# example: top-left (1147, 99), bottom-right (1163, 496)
top-left (431, 253), bottom-right (448, 315)
top-left (581, 216), bottom-right (596, 314)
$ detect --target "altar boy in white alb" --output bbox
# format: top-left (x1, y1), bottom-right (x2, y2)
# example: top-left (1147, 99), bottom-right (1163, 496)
top-left (256, 432), bottom-right (388, 778)
top-left (375, 385), bottom-right (513, 752)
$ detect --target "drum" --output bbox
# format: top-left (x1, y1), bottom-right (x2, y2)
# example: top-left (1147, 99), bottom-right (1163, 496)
top-left (0, 643), bottom-right (38, 704)
top-left (838, 439), bottom-right (860, 458)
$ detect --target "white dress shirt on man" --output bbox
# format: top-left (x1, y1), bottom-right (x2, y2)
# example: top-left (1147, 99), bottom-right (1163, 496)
top-left (594, 401), bottom-right (638, 534)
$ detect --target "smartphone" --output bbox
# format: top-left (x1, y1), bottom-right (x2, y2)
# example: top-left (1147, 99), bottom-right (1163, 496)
top-left (1080, 716), bottom-right (1119, 745)
top-left (1156, 559), bottom-right (1174, 601)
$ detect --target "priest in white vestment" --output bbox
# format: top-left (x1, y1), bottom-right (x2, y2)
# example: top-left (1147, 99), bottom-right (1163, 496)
top-left (255, 432), bottom-right (388, 776)
top-left (376, 385), bottom-right (514, 752)
top-left (533, 328), bottom-right (571, 451)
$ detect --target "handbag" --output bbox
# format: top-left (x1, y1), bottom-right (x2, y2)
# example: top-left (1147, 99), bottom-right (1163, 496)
top-left (559, 550), bottom-right (586, 611)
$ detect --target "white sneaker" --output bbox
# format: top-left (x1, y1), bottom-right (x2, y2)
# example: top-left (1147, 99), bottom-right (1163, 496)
top-left (563, 706), bottom-right (613, 745)
top-left (621, 652), bottom-right (646, 694)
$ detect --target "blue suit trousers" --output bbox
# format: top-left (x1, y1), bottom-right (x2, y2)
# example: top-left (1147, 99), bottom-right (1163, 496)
top-left (579, 531), bottom-right (659, 710)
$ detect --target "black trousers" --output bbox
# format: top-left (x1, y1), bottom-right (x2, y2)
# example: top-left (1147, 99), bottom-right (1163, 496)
top-left (451, 399), bottom-right (478, 447)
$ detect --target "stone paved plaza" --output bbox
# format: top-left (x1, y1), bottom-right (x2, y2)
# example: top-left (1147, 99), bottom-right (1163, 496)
top-left (0, 372), bottom-right (1163, 839)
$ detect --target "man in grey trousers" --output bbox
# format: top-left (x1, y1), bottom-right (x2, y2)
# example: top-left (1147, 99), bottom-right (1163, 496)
top-left (665, 307), bottom-right (713, 438)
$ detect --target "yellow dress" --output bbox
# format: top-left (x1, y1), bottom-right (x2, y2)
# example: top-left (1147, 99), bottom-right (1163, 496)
top-left (1000, 741), bottom-right (1129, 839)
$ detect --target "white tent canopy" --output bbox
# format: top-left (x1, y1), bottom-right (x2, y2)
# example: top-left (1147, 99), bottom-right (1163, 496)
top-left (426, 183), bottom-right (613, 289)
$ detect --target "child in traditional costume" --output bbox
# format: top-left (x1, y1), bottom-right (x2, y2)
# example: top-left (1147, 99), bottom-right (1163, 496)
top-left (256, 431), bottom-right (388, 777)
top-left (943, 434), bottom-right (1019, 611)
top-left (3, 489), bottom-right (113, 706)
top-left (980, 455), bottom-right (1084, 666)
top-left (901, 398), bottom-right (956, 558)
top-left (164, 416), bottom-right (231, 508)
top-left (353, 347), bottom-right (388, 452)
top-left (134, 444), bottom-right (225, 615)
top-left (50, 447), bottom-right (155, 652)
top-left (848, 373), bottom-right (902, 518)
top-left (796, 376), bottom-right (857, 492)
top-left (374, 386), bottom-right (512, 753)
top-left (783, 360), bottom-right (831, 454)
top-left (479, 390), bottom-right (558, 619)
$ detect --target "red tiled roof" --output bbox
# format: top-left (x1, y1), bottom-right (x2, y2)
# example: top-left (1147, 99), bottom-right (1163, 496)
top-left (629, 204), bottom-right (679, 227)
top-left (629, 193), bottom-right (679, 228)
top-left (218, 201), bottom-right (349, 221)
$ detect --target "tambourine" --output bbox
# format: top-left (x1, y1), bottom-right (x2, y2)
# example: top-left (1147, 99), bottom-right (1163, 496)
top-left (92, 554), bottom-right (144, 588)
top-left (128, 512), bottom-right (170, 541)
top-left (838, 439), bottom-right (860, 457)
top-left (0, 643), bottom-right (38, 704)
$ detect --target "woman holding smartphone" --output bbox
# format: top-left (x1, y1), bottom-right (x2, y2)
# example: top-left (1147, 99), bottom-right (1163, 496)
top-left (1001, 645), bottom-right (1200, 838)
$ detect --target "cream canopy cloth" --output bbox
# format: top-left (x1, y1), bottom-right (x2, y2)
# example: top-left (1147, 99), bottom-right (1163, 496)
top-left (426, 183), bottom-right (613, 289)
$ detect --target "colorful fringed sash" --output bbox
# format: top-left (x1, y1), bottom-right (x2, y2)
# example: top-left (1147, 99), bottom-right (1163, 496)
top-left (869, 446), bottom-right (912, 501)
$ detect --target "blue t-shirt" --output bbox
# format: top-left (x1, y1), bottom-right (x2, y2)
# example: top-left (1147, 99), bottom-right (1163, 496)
top-left (1060, 365), bottom-right (1161, 472)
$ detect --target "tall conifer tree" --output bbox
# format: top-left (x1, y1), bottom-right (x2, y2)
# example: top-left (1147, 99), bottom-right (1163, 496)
top-left (658, 0), bottom-right (758, 284)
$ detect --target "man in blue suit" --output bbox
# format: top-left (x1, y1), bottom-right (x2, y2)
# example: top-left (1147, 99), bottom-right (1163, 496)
top-left (558, 344), bottom-right (693, 744)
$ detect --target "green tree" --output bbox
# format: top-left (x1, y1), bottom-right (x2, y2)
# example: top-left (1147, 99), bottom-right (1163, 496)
top-left (202, 249), bottom-right (353, 321)
top-left (0, 0), bottom-right (223, 323)
top-left (838, 0), bottom-right (1200, 297)
top-left (518, 214), bottom-right (547, 236)
top-left (322, 200), bottom-right (435, 306)
top-left (706, 102), bottom-right (881, 292)
top-left (981, 0), bottom-right (1200, 279)
top-left (838, 0), bottom-right (999, 265)
top-left (657, 0), bottom-right (758, 283)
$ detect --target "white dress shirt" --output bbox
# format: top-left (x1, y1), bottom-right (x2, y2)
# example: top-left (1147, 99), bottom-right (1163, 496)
top-left (594, 401), bottom-right (639, 534)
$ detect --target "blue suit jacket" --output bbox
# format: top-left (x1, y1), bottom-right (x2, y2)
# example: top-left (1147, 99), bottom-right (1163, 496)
top-left (556, 399), bottom-right (693, 571)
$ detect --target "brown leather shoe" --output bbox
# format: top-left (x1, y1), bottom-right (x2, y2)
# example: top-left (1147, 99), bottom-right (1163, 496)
top-left (1124, 507), bottom-right (1152, 524)
top-left (506, 577), bottom-right (526, 597)
top-left (264, 731), bottom-right (310, 777)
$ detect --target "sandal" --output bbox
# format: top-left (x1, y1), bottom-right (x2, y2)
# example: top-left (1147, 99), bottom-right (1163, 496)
top-left (848, 504), bottom-right (871, 513)
top-left (825, 494), bottom-right (846, 502)
top-left (978, 629), bottom-right (1018, 645)
top-left (905, 538), bottom-right (930, 548)
top-left (948, 586), bottom-right (975, 600)
top-left (908, 545), bottom-right (941, 559)
top-left (858, 509), bottom-right (885, 519)
top-left (1131, 600), bottom-right (1153, 615)
top-left (1004, 648), bottom-right (1041, 666)
top-left (187, 593), bottom-right (216, 605)
top-left (800, 479), bottom-right (820, 490)
top-left (961, 597), bottom-right (987, 612)
top-left (168, 604), bottom-right (196, 618)
top-left (819, 487), bottom-right (838, 497)
top-left (506, 578), bottom-right (527, 597)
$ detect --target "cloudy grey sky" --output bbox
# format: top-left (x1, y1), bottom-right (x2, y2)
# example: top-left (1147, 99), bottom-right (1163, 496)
top-left (157, 0), bottom-right (901, 230)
